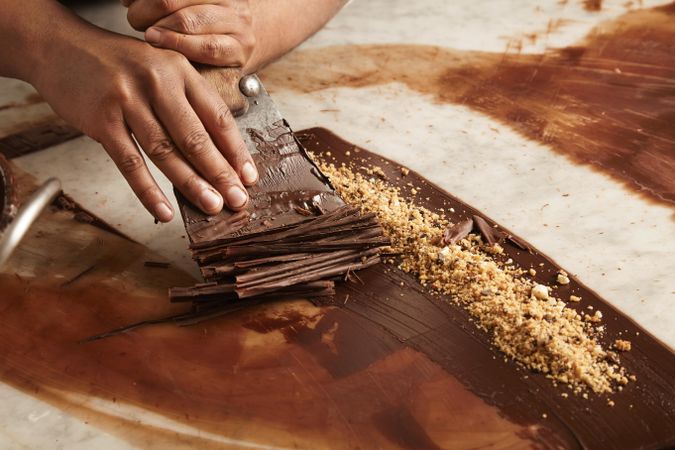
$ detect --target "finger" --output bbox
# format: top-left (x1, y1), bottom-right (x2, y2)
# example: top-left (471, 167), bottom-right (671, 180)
top-left (152, 90), bottom-right (250, 211)
top-left (186, 73), bottom-right (258, 186)
top-left (124, 103), bottom-right (225, 215)
top-left (120, 0), bottom-right (135, 7)
top-left (127, 0), bottom-right (219, 31)
top-left (145, 28), bottom-right (246, 67)
top-left (102, 124), bottom-right (174, 222)
top-left (153, 4), bottom-right (242, 35)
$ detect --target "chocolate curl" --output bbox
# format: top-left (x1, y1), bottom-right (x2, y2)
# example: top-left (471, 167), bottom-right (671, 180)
top-left (472, 215), bottom-right (504, 246)
top-left (441, 218), bottom-right (474, 246)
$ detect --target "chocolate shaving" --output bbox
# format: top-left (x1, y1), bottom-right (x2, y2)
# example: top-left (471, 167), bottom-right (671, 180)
top-left (472, 215), bottom-right (503, 246)
top-left (441, 218), bottom-right (473, 246)
top-left (169, 120), bottom-right (388, 312)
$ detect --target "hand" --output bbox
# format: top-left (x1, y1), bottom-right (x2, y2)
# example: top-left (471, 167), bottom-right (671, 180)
top-left (123, 0), bottom-right (256, 69)
top-left (32, 26), bottom-right (258, 222)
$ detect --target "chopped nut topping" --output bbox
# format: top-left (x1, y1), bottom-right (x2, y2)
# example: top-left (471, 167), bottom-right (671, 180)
top-left (570, 295), bottom-right (582, 302)
top-left (317, 155), bottom-right (631, 394)
top-left (531, 284), bottom-right (549, 300)
top-left (400, 167), bottom-right (410, 176)
top-left (614, 339), bottom-right (632, 352)
top-left (557, 273), bottom-right (571, 285)
top-left (529, 268), bottom-right (537, 277)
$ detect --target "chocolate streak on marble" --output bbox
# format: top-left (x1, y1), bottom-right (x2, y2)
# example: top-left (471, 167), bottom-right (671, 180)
top-left (297, 127), bottom-right (675, 450)
top-left (0, 119), bottom-right (82, 159)
top-left (261, 3), bottom-right (675, 209)
top-left (0, 154), bottom-right (17, 231)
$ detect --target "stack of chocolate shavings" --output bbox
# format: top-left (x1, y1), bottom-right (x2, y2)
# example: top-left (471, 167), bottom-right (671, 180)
top-left (168, 122), bottom-right (388, 322)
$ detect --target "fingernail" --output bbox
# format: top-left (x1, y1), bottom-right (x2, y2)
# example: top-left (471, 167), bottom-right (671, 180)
top-left (241, 161), bottom-right (258, 185)
top-left (145, 28), bottom-right (161, 45)
top-left (154, 202), bottom-right (173, 222)
top-left (225, 185), bottom-right (248, 209)
top-left (200, 189), bottom-right (223, 213)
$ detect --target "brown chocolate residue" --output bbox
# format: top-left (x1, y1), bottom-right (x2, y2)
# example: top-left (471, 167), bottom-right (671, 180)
top-left (0, 154), bottom-right (16, 230)
top-left (0, 118), bottom-right (83, 159)
top-left (2, 129), bottom-right (674, 448)
top-left (0, 178), bottom-right (537, 449)
top-left (0, 92), bottom-right (43, 112)
top-left (372, 406), bottom-right (443, 450)
top-left (298, 127), bottom-right (675, 450)
top-left (583, 0), bottom-right (602, 11)
top-left (261, 4), bottom-right (675, 209)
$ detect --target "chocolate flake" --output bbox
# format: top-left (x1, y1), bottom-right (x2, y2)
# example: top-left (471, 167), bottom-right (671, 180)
top-left (441, 218), bottom-right (473, 246)
top-left (472, 215), bottom-right (503, 246)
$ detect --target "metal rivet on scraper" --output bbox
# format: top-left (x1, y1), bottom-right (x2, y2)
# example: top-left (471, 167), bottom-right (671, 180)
top-left (239, 75), bottom-right (261, 98)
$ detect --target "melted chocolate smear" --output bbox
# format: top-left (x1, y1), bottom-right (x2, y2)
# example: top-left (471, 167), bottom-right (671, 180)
top-left (0, 118), bottom-right (82, 159)
top-left (1, 130), bottom-right (673, 448)
top-left (297, 127), bottom-right (675, 450)
top-left (261, 4), bottom-right (675, 210)
top-left (0, 157), bottom-right (540, 449)
top-left (0, 154), bottom-right (16, 230)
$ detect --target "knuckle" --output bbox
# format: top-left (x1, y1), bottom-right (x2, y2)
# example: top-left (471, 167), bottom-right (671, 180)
top-left (211, 168), bottom-right (236, 187)
top-left (215, 104), bottom-right (236, 131)
top-left (107, 79), bottom-right (133, 105)
top-left (238, 8), bottom-right (252, 25)
top-left (246, 34), bottom-right (256, 52)
top-left (181, 173), bottom-right (201, 192)
top-left (118, 153), bottom-right (145, 175)
top-left (201, 38), bottom-right (223, 60)
top-left (181, 130), bottom-right (212, 159)
top-left (137, 184), bottom-right (161, 204)
top-left (174, 10), bottom-right (198, 34)
top-left (126, 10), bottom-right (144, 31)
top-left (146, 137), bottom-right (176, 161)
top-left (143, 67), bottom-right (164, 91)
top-left (156, 0), bottom-right (177, 14)
top-left (233, 141), bottom-right (249, 158)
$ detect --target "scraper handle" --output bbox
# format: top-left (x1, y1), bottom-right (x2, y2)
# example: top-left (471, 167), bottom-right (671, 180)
top-left (195, 65), bottom-right (249, 117)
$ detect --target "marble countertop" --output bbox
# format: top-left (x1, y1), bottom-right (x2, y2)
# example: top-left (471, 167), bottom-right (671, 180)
top-left (1, 0), bottom-right (673, 448)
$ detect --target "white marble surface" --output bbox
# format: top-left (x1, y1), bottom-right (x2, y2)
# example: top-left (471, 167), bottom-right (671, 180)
top-left (1, 0), bottom-right (674, 448)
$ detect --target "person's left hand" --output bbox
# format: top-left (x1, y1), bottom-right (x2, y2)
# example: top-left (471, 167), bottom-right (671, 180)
top-left (122, 0), bottom-right (256, 69)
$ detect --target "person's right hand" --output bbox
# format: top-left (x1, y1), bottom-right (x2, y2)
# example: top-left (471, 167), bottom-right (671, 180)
top-left (31, 24), bottom-right (258, 222)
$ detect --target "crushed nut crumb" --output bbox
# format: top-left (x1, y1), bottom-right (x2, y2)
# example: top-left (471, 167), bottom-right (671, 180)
top-left (557, 273), bottom-right (571, 285)
top-left (614, 339), bottom-right (632, 352)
